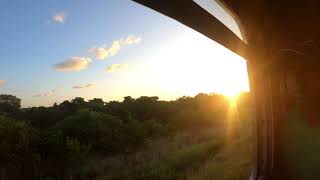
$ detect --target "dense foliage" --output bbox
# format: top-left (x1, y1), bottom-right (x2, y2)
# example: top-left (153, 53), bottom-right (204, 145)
top-left (0, 93), bottom-right (251, 180)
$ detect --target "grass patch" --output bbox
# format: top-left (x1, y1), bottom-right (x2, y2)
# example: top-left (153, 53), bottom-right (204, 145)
top-left (105, 138), bottom-right (224, 180)
top-left (187, 118), bottom-right (252, 180)
top-left (98, 108), bottom-right (253, 180)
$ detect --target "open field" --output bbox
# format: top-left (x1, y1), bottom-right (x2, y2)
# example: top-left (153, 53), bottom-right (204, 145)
top-left (91, 109), bottom-right (253, 180)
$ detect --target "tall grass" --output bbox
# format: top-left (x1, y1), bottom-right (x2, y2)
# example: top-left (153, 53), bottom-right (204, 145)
top-left (187, 110), bottom-right (253, 180)
top-left (106, 138), bottom-right (223, 180)
top-left (85, 107), bottom-right (253, 180)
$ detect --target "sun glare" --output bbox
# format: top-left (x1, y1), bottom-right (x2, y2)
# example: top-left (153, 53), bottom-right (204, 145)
top-left (226, 92), bottom-right (240, 105)
top-left (58, 27), bottom-right (250, 106)
top-left (143, 30), bottom-right (249, 100)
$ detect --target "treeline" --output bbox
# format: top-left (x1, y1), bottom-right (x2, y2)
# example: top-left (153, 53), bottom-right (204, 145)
top-left (0, 93), bottom-right (251, 180)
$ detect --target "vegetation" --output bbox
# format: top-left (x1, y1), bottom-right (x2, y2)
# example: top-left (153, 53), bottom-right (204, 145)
top-left (0, 92), bottom-right (252, 180)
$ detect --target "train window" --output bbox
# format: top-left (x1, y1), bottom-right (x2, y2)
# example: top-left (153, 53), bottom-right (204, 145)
top-left (193, 0), bottom-right (243, 40)
top-left (0, 0), bottom-right (252, 179)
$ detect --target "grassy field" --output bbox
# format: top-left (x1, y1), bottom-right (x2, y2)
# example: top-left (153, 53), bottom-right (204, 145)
top-left (187, 109), bottom-right (253, 180)
top-left (87, 108), bottom-right (253, 180)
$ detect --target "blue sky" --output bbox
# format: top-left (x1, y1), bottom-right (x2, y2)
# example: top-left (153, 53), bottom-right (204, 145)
top-left (0, 0), bottom-right (249, 107)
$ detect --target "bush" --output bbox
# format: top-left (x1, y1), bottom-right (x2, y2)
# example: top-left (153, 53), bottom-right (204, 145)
top-left (0, 116), bottom-right (40, 179)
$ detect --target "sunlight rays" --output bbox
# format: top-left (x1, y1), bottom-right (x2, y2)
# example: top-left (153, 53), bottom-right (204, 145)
top-left (143, 29), bottom-right (249, 99)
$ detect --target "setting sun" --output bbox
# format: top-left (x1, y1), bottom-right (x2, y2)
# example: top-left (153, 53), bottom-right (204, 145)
top-left (137, 29), bottom-right (250, 100)
top-left (227, 92), bottom-right (240, 106)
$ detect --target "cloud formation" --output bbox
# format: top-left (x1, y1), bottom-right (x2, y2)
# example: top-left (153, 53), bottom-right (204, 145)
top-left (120, 35), bottom-right (142, 45)
top-left (33, 90), bottom-right (56, 97)
top-left (89, 35), bottom-right (141, 60)
top-left (89, 41), bottom-right (121, 60)
top-left (53, 12), bottom-right (66, 23)
top-left (105, 64), bottom-right (128, 73)
top-left (0, 80), bottom-right (6, 87)
top-left (54, 57), bottom-right (91, 72)
top-left (73, 83), bottom-right (96, 89)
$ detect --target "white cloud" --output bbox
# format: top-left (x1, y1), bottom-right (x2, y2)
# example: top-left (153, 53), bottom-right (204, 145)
top-left (52, 12), bottom-right (66, 23)
top-left (89, 35), bottom-right (141, 60)
top-left (89, 41), bottom-right (121, 60)
top-left (33, 90), bottom-right (56, 97)
top-left (120, 35), bottom-right (142, 45)
top-left (73, 83), bottom-right (96, 89)
top-left (105, 64), bottom-right (128, 73)
top-left (54, 57), bottom-right (91, 72)
top-left (0, 80), bottom-right (6, 87)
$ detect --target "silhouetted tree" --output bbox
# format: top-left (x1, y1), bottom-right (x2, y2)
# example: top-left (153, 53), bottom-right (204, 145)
top-left (0, 94), bottom-right (21, 115)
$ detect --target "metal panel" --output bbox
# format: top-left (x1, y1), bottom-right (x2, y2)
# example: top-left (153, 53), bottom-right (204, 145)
top-left (132, 0), bottom-right (248, 59)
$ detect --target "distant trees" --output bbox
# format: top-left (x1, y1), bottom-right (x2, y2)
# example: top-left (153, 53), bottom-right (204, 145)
top-left (0, 92), bottom-right (251, 179)
top-left (87, 98), bottom-right (105, 111)
top-left (0, 94), bottom-right (21, 115)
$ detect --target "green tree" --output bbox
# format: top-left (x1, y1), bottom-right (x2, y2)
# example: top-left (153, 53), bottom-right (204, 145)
top-left (0, 116), bottom-right (40, 180)
top-left (0, 94), bottom-right (21, 115)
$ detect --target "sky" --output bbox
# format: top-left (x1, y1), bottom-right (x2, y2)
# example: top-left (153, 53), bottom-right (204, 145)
top-left (0, 0), bottom-right (249, 107)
